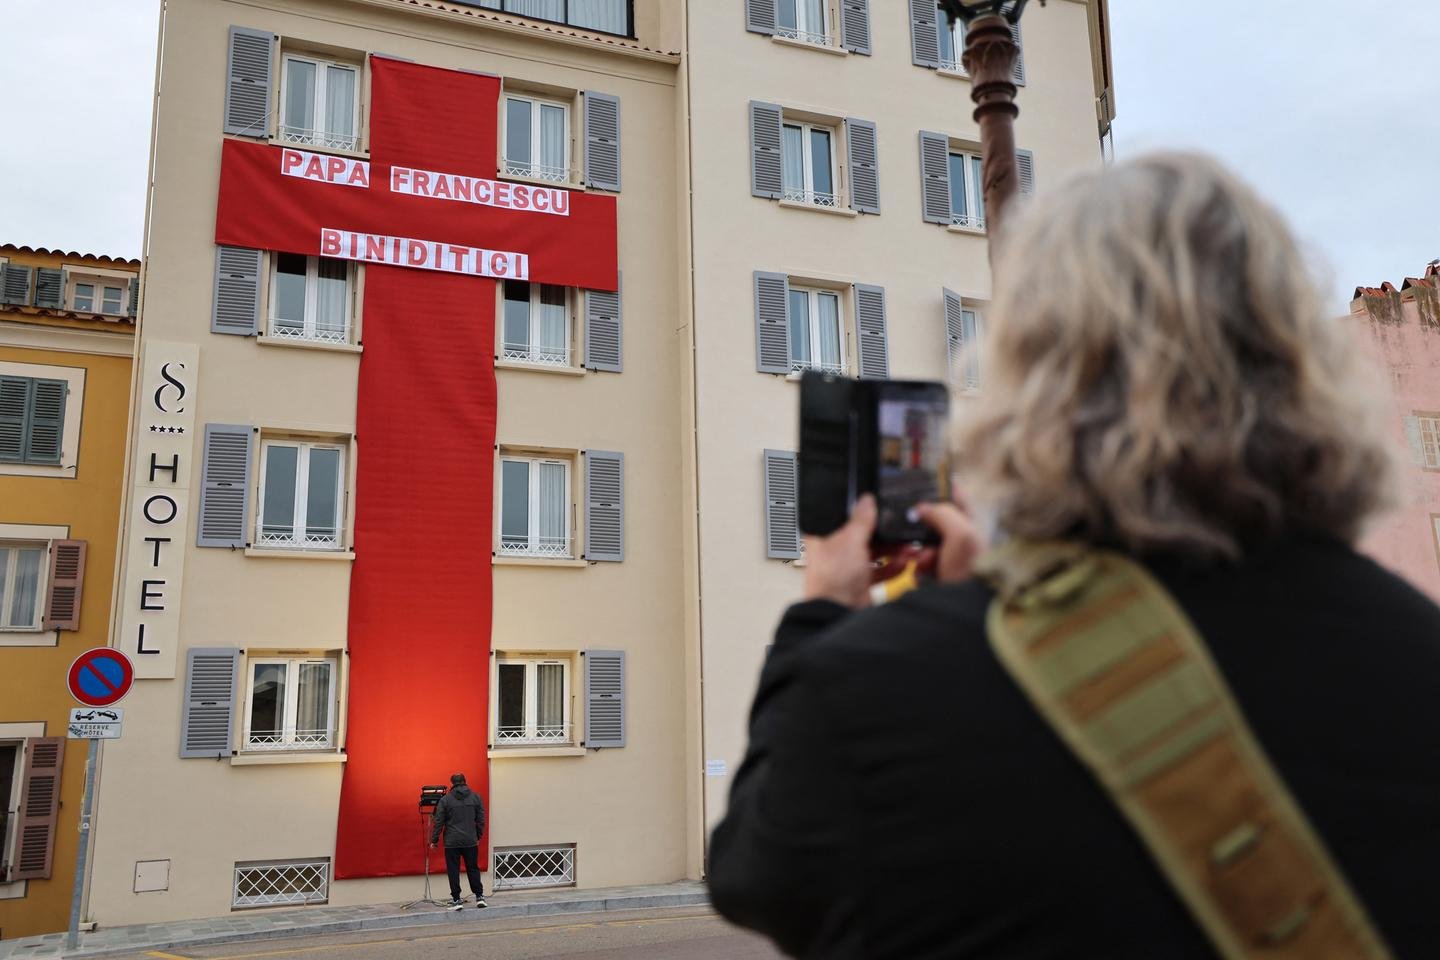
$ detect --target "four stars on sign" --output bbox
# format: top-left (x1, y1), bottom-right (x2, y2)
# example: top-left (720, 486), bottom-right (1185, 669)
top-left (148, 425), bottom-right (185, 434)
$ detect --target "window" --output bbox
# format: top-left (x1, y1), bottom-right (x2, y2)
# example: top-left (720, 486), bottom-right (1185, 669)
top-left (0, 375), bottom-right (67, 466)
top-left (504, 95), bottom-right (570, 184)
top-left (1420, 416), bottom-right (1440, 468)
top-left (0, 543), bottom-right (45, 631)
top-left (776, 0), bottom-right (830, 45)
top-left (782, 121), bottom-right (838, 208)
top-left (0, 741), bottom-right (18, 875)
top-left (788, 287), bottom-right (844, 374)
top-left (71, 280), bottom-right (126, 315)
top-left (243, 657), bottom-right (336, 750)
top-left (948, 149), bottom-right (985, 230)
top-left (958, 306), bottom-right (982, 390)
top-left (499, 455), bottom-right (572, 557)
top-left (493, 844), bottom-right (576, 890)
top-left (233, 859), bottom-right (330, 908)
top-left (502, 280), bottom-right (570, 366)
top-left (280, 54), bottom-right (359, 151)
top-left (269, 254), bottom-right (353, 344)
top-left (257, 440), bottom-right (346, 550)
top-left (937, 8), bottom-right (965, 72)
top-left (495, 657), bottom-right (571, 744)
top-left (461, 0), bottom-right (630, 37)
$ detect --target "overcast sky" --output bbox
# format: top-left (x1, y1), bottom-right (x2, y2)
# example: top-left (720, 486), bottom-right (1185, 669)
top-left (0, 0), bottom-right (1435, 310)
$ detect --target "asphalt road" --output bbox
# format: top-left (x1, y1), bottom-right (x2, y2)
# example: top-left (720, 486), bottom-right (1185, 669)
top-left (121, 908), bottom-right (785, 960)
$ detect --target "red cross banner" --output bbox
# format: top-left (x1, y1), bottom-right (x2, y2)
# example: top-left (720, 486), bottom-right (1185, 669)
top-left (214, 56), bottom-right (619, 879)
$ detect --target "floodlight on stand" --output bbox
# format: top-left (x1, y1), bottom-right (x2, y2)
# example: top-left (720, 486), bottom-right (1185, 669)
top-left (938, 0), bottom-right (1043, 26)
top-left (419, 784), bottom-right (447, 811)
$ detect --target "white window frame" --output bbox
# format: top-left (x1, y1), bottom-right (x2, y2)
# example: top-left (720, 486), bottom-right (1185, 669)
top-left (502, 94), bottom-right (571, 184)
top-left (0, 739), bottom-right (22, 881)
top-left (241, 656), bottom-right (338, 752)
top-left (493, 656), bottom-right (573, 746)
top-left (268, 255), bottom-right (354, 344)
top-left (500, 281), bottom-right (572, 367)
top-left (782, 120), bottom-right (839, 208)
top-left (788, 286), bottom-right (846, 375)
top-left (278, 54), bottom-right (361, 152)
top-left (65, 269), bottom-right (131, 315)
top-left (498, 455), bottom-right (573, 558)
top-left (948, 148), bottom-right (986, 231)
top-left (775, 0), bottom-right (832, 46)
top-left (958, 305), bottom-right (984, 392)
top-left (938, 11), bottom-right (966, 72)
top-left (256, 439), bottom-right (347, 551)
top-left (0, 540), bottom-right (47, 632)
top-left (1418, 416), bottom-right (1440, 469)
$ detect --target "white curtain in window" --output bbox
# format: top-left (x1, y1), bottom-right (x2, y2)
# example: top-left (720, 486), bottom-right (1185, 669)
top-left (802, 0), bottom-right (824, 33)
top-left (539, 104), bottom-right (566, 178)
top-left (295, 662), bottom-right (331, 740)
top-left (537, 664), bottom-right (564, 732)
top-left (8, 548), bottom-right (43, 627)
top-left (506, 0), bottom-right (565, 21)
top-left (817, 294), bottom-right (841, 369)
top-left (538, 462), bottom-right (566, 549)
top-left (314, 258), bottom-right (348, 338)
top-left (537, 285), bottom-right (567, 360)
top-left (782, 126), bottom-right (804, 195)
top-left (569, 0), bottom-right (628, 33)
top-left (325, 66), bottom-right (356, 139)
top-left (285, 59), bottom-right (317, 133)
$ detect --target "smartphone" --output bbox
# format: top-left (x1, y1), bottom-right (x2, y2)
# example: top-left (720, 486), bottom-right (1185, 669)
top-left (871, 380), bottom-right (952, 544)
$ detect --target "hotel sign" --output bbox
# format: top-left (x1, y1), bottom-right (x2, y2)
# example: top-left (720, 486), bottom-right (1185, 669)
top-left (119, 341), bottom-right (199, 679)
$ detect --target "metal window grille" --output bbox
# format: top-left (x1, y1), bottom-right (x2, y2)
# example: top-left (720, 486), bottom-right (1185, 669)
top-left (492, 844), bottom-right (576, 890)
top-left (1420, 417), bottom-right (1440, 468)
top-left (775, 26), bottom-right (834, 47)
top-left (781, 188), bottom-right (839, 208)
top-left (232, 859), bottom-right (330, 909)
top-left (498, 535), bottom-right (572, 558)
top-left (495, 722), bottom-right (571, 745)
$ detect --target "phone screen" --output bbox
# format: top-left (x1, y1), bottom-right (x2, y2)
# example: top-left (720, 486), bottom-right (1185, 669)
top-left (875, 386), bottom-right (951, 543)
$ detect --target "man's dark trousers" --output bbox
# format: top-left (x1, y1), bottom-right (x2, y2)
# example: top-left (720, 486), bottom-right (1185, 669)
top-left (444, 845), bottom-right (483, 901)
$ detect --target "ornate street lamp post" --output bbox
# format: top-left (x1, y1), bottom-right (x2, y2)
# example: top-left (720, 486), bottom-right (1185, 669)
top-left (938, 0), bottom-right (1044, 253)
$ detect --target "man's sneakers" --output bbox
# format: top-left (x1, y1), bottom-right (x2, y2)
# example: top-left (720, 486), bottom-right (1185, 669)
top-left (475, 896), bottom-right (488, 908)
top-left (446, 898), bottom-right (464, 911)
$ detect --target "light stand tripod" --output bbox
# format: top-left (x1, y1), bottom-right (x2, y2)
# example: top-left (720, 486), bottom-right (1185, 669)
top-left (401, 786), bottom-right (452, 910)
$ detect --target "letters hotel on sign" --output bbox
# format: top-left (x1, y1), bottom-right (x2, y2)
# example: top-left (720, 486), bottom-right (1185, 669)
top-left (117, 342), bottom-right (200, 679)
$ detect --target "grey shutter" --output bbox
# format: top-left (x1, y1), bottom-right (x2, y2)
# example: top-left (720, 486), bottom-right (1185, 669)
top-left (1403, 416), bottom-right (1425, 465)
top-left (583, 650), bottom-right (625, 748)
top-left (180, 648), bottom-right (240, 758)
top-left (128, 276), bottom-right (140, 318)
top-left (909, 0), bottom-right (941, 68)
top-left (745, 0), bottom-right (776, 35)
top-left (10, 737), bottom-right (64, 881)
top-left (840, 0), bottom-right (872, 54)
top-left (25, 379), bottom-right (66, 465)
top-left (212, 246), bottom-right (261, 335)
top-left (754, 271), bottom-right (791, 374)
top-left (0, 377), bottom-right (25, 461)
top-left (1011, 21), bottom-right (1026, 85)
top-left (584, 91), bottom-right (621, 192)
top-left (944, 287), bottom-right (965, 381)
top-left (584, 450), bottom-right (624, 562)
top-left (854, 283), bottom-right (890, 379)
top-left (223, 26), bottom-right (273, 137)
top-left (1017, 148), bottom-right (1035, 197)
top-left (584, 280), bottom-right (622, 372)
top-left (846, 118), bottom-right (880, 215)
top-left (749, 101), bottom-right (784, 200)
top-left (1, 264), bottom-right (34, 305)
top-left (197, 424), bottom-right (254, 548)
top-left (763, 449), bottom-right (801, 560)
top-left (34, 269), bottom-right (64, 309)
top-left (919, 130), bottom-right (952, 224)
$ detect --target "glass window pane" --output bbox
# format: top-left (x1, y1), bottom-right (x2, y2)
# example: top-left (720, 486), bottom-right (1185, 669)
top-left (500, 460), bottom-right (530, 546)
top-left (249, 663), bottom-right (287, 741)
top-left (262, 445), bottom-right (299, 538)
top-left (9, 548), bottom-right (42, 628)
top-left (295, 662), bottom-right (332, 742)
top-left (536, 285), bottom-right (567, 360)
top-left (782, 125), bottom-right (804, 195)
top-left (306, 448), bottom-right (341, 541)
top-left (537, 462), bottom-right (566, 551)
top-left (497, 663), bottom-right (526, 731)
top-left (505, 98), bottom-right (532, 166)
top-left (314, 258), bottom-right (348, 338)
top-left (503, 279), bottom-right (531, 350)
top-left (788, 290), bottom-right (811, 366)
top-left (809, 129), bottom-right (833, 197)
top-left (538, 104), bottom-right (566, 179)
top-left (284, 59), bottom-right (317, 133)
top-left (962, 310), bottom-right (981, 386)
top-left (568, 0), bottom-right (627, 33)
top-left (0, 548), bottom-right (9, 625)
top-left (802, 0), bottom-right (824, 34)
top-left (776, 0), bottom-right (797, 30)
top-left (948, 154), bottom-right (968, 221)
top-left (536, 664), bottom-right (564, 732)
top-left (324, 65), bottom-right (356, 139)
top-left (74, 283), bottom-right (94, 312)
top-left (101, 286), bottom-right (123, 313)
top-left (937, 8), bottom-right (956, 64)
top-left (971, 155), bottom-right (985, 222)
top-left (273, 253), bottom-right (308, 328)
top-left (817, 294), bottom-right (841, 369)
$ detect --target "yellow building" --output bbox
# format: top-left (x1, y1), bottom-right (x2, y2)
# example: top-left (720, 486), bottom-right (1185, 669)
top-left (0, 245), bottom-right (136, 938)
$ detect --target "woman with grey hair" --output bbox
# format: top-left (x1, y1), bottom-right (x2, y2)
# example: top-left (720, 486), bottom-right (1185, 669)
top-left (708, 153), bottom-right (1440, 958)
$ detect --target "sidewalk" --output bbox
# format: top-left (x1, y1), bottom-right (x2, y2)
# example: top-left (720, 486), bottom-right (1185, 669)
top-left (0, 881), bottom-right (709, 959)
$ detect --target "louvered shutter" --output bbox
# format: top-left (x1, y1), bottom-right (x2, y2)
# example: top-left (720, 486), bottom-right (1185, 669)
top-left (749, 101), bottom-right (784, 200)
top-left (763, 449), bottom-right (801, 560)
top-left (34, 268), bottom-right (64, 309)
top-left (180, 648), bottom-right (240, 758)
top-left (845, 118), bottom-right (880, 215)
top-left (583, 650), bottom-right (625, 748)
top-left (584, 91), bottom-right (621, 192)
top-left (585, 450), bottom-right (624, 562)
top-left (197, 424), bottom-right (254, 548)
top-left (25, 378), bottom-right (66, 465)
top-left (854, 284), bottom-right (890, 380)
top-left (919, 130), bottom-right (953, 224)
top-left (1011, 21), bottom-right (1026, 85)
top-left (224, 26), bottom-right (274, 137)
top-left (584, 280), bottom-right (622, 372)
top-left (909, 0), bottom-right (941, 68)
top-left (944, 287), bottom-right (965, 381)
top-left (212, 246), bottom-right (261, 335)
top-left (42, 540), bottom-right (86, 632)
top-left (754, 271), bottom-right (791, 374)
top-left (1017, 148), bottom-right (1036, 197)
top-left (745, 0), bottom-right (776, 35)
top-left (0, 377), bottom-right (25, 461)
top-left (1403, 416), bottom-right (1425, 465)
top-left (10, 737), bottom-right (64, 881)
top-left (840, 0), bottom-right (872, 54)
top-left (128, 276), bottom-right (140, 318)
top-left (1, 264), bottom-right (34, 305)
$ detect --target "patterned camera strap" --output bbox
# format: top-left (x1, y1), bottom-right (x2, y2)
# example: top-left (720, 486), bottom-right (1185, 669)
top-left (977, 542), bottom-right (1392, 960)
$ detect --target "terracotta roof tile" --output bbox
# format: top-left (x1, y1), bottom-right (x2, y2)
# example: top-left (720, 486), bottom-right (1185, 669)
top-left (0, 243), bottom-right (139, 267)
top-left (394, 0), bottom-right (680, 58)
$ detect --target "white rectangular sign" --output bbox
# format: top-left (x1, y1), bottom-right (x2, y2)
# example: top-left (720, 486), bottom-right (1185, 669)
top-left (68, 708), bottom-right (124, 740)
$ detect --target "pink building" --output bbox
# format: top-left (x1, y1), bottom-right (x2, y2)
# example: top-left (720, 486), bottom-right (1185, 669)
top-left (1351, 261), bottom-right (1440, 602)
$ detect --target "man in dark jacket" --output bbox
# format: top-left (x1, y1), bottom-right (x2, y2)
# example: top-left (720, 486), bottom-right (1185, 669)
top-left (429, 773), bottom-right (487, 909)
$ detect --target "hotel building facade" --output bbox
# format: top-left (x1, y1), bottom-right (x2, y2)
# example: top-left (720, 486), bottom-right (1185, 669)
top-left (80, 0), bottom-right (1114, 927)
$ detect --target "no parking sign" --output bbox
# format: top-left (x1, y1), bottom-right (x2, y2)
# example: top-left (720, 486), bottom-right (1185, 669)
top-left (67, 648), bottom-right (135, 708)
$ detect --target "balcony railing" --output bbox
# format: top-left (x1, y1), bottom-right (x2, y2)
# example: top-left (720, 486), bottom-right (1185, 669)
top-left (950, 213), bottom-right (986, 231)
top-left (502, 160), bottom-right (572, 185)
top-left (776, 26), bottom-right (834, 47)
top-left (245, 729), bottom-right (333, 752)
top-left (257, 529), bottom-right (341, 551)
top-left (782, 188), bottom-right (839, 208)
top-left (791, 359), bottom-right (845, 376)
top-left (501, 342), bottom-right (571, 368)
top-left (278, 124), bottom-right (360, 153)
top-left (498, 536), bottom-right (572, 559)
top-left (939, 57), bottom-right (967, 74)
top-left (495, 723), bottom-right (571, 745)
top-left (269, 321), bottom-right (350, 345)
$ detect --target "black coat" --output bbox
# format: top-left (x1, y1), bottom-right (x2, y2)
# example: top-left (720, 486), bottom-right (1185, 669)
top-left (430, 784), bottom-right (485, 849)
top-left (708, 535), bottom-right (1440, 959)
